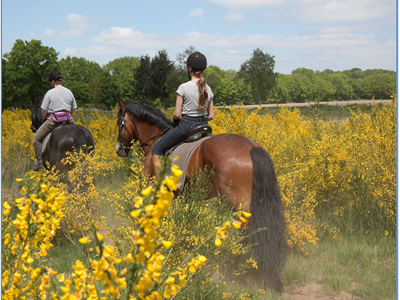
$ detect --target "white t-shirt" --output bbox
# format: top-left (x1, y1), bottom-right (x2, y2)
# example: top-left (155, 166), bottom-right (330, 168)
top-left (41, 86), bottom-right (77, 113)
top-left (176, 81), bottom-right (213, 117)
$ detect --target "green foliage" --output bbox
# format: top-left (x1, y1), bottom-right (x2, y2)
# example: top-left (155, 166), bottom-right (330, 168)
top-left (59, 56), bottom-right (103, 107)
top-left (2, 39), bottom-right (397, 109)
top-left (133, 55), bottom-right (153, 102)
top-left (103, 56), bottom-right (140, 102)
top-left (238, 48), bottom-right (277, 105)
top-left (2, 39), bottom-right (59, 109)
top-left (328, 73), bottom-right (354, 100)
top-left (150, 50), bottom-right (174, 108)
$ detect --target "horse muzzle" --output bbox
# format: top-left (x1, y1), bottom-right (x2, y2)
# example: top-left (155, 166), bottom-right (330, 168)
top-left (115, 142), bottom-right (129, 157)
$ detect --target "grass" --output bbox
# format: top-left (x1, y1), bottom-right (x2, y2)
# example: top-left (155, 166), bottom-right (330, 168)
top-left (282, 235), bottom-right (396, 300)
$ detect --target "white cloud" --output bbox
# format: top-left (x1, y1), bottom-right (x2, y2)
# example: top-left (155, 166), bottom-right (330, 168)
top-left (320, 25), bottom-right (375, 34)
top-left (187, 8), bottom-right (206, 18)
top-left (176, 31), bottom-right (378, 49)
top-left (63, 45), bottom-right (129, 57)
top-left (89, 27), bottom-right (386, 50)
top-left (38, 13), bottom-right (90, 38)
top-left (64, 26), bottom-right (395, 72)
top-left (292, 0), bottom-right (395, 23)
top-left (207, 0), bottom-right (286, 9)
top-left (92, 27), bottom-right (168, 48)
top-left (223, 12), bottom-right (244, 22)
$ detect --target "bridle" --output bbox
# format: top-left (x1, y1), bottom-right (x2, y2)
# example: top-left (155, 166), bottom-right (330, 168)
top-left (118, 112), bottom-right (167, 156)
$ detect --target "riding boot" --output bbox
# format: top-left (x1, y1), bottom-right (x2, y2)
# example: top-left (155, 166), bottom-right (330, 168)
top-left (33, 141), bottom-right (43, 171)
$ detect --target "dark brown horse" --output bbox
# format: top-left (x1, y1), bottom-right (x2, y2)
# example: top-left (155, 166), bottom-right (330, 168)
top-left (30, 95), bottom-right (95, 192)
top-left (115, 100), bottom-right (286, 292)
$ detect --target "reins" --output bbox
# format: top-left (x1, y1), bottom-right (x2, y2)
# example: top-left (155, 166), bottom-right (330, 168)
top-left (118, 111), bottom-right (169, 156)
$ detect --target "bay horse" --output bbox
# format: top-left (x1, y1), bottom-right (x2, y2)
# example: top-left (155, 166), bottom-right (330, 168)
top-left (30, 95), bottom-right (95, 192)
top-left (115, 100), bottom-right (286, 293)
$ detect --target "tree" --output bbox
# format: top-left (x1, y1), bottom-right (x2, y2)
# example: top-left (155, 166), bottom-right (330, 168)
top-left (103, 56), bottom-right (140, 102)
top-left (238, 48), bottom-right (277, 105)
top-left (58, 56), bottom-right (102, 107)
top-left (2, 39), bottom-right (59, 109)
top-left (150, 50), bottom-right (174, 108)
top-left (204, 65), bottom-right (225, 93)
top-left (314, 78), bottom-right (336, 102)
top-left (133, 55), bottom-right (152, 102)
top-left (269, 74), bottom-right (292, 103)
top-left (90, 77), bottom-right (102, 108)
top-left (99, 70), bottom-right (120, 109)
top-left (289, 73), bottom-right (315, 103)
top-left (329, 73), bottom-right (353, 101)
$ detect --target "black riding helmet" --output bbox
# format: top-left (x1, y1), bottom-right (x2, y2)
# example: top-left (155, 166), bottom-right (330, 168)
top-left (186, 52), bottom-right (207, 72)
top-left (48, 70), bottom-right (63, 82)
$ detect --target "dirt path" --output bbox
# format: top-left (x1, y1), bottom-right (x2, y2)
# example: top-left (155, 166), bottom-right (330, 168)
top-left (283, 283), bottom-right (357, 300)
top-left (216, 99), bottom-right (392, 110)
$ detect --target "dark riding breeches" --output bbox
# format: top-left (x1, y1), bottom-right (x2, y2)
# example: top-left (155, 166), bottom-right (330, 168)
top-left (152, 115), bottom-right (208, 156)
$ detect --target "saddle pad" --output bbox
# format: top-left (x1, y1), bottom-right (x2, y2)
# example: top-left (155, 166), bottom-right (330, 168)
top-left (171, 136), bottom-right (212, 190)
top-left (42, 133), bottom-right (52, 154)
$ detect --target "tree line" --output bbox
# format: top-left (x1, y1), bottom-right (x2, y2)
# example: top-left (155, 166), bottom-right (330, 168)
top-left (2, 39), bottom-right (396, 110)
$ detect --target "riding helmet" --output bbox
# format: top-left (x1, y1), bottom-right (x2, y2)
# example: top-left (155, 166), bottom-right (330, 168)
top-left (186, 52), bottom-right (207, 72)
top-left (48, 70), bottom-right (63, 82)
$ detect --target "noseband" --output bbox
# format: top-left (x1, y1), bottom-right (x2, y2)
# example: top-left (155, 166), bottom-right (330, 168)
top-left (118, 112), bottom-right (166, 156)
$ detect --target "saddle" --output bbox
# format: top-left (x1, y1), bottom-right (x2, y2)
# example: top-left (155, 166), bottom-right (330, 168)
top-left (163, 125), bottom-right (213, 190)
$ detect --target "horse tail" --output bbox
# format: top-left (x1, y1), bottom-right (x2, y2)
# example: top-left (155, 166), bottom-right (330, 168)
top-left (249, 147), bottom-right (286, 293)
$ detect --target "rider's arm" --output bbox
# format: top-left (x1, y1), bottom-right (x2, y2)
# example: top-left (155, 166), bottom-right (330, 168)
top-left (173, 94), bottom-right (183, 120)
top-left (71, 108), bottom-right (75, 115)
top-left (207, 99), bottom-right (214, 121)
top-left (42, 110), bottom-right (48, 120)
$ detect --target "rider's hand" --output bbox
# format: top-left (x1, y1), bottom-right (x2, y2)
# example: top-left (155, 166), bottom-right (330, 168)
top-left (172, 118), bottom-right (180, 128)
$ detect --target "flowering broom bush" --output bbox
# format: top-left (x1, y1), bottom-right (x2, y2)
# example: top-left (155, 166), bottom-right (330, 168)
top-left (2, 157), bottom-right (256, 299)
top-left (2, 95), bottom-right (396, 255)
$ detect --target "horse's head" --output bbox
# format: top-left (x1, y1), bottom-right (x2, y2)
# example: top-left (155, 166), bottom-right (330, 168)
top-left (115, 100), bottom-right (174, 158)
top-left (30, 95), bottom-right (44, 133)
top-left (115, 100), bottom-right (136, 157)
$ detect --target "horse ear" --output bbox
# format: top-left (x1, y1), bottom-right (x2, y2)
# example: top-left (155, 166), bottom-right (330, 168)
top-left (118, 99), bottom-right (125, 110)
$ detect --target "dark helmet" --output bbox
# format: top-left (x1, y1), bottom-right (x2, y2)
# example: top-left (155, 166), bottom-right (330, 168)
top-left (186, 52), bottom-right (207, 72)
top-left (47, 70), bottom-right (63, 82)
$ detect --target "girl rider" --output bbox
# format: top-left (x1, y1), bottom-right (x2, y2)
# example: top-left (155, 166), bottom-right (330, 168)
top-left (152, 52), bottom-right (214, 179)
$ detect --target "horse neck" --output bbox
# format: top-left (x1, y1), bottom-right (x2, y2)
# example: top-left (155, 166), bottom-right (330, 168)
top-left (130, 115), bottom-right (164, 153)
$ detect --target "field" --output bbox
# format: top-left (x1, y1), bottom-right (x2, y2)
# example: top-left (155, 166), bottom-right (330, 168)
top-left (1, 98), bottom-right (396, 299)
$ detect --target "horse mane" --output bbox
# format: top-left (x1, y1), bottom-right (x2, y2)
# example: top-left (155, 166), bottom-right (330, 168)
top-left (31, 95), bottom-right (44, 123)
top-left (123, 101), bottom-right (173, 132)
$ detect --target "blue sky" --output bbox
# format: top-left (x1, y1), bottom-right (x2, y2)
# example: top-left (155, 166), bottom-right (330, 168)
top-left (1, 0), bottom-right (397, 74)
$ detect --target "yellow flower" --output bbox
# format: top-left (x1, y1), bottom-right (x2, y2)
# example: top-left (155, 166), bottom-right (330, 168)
top-left (162, 241), bottom-right (173, 249)
top-left (79, 237), bottom-right (91, 244)
top-left (233, 221), bottom-right (241, 229)
top-left (131, 210), bottom-right (141, 218)
top-left (215, 238), bottom-right (222, 248)
top-left (16, 178), bottom-right (23, 182)
top-left (142, 186), bottom-right (153, 196)
top-left (242, 211), bottom-right (251, 218)
top-left (57, 274), bottom-right (65, 282)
